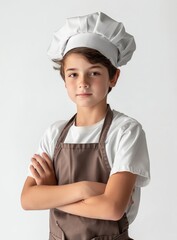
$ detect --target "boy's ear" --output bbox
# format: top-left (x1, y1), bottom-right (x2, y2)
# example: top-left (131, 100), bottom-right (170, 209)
top-left (109, 69), bottom-right (120, 87)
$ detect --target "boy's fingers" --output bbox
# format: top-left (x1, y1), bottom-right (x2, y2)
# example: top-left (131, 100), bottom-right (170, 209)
top-left (30, 165), bottom-right (40, 179)
top-left (41, 152), bottom-right (53, 168)
top-left (31, 157), bottom-right (45, 176)
top-left (33, 154), bottom-right (51, 172)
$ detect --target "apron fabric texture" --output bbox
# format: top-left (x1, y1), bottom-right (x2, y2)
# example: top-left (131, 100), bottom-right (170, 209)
top-left (49, 106), bottom-right (133, 240)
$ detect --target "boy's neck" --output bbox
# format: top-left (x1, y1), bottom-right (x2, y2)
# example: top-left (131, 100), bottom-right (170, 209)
top-left (75, 104), bottom-right (108, 126)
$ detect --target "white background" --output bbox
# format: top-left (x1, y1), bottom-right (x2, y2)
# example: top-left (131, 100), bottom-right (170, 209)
top-left (0, 0), bottom-right (177, 239)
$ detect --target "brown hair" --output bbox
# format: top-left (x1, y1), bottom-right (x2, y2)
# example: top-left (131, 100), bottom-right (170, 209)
top-left (53, 47), bottom-right (118, 92)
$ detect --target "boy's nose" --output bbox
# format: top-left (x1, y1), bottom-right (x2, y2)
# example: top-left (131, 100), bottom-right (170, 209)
top-left (79, 83), bottom-right (89, 89)
top-left (79, 77), bottom-right (89, 89)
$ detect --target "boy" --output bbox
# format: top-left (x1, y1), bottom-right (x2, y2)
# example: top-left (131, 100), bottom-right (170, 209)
top-left (21, 12), bottom-right (150, 240)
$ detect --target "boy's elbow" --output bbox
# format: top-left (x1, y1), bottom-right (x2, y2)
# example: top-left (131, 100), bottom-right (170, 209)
top-left (21, 189), bottom-right (36, 210)
top-left (21, 177), bottom-right (37, 210)
top-left (21, 202), bottom-right (30, 211)
top-left (104, 200), bottom-right (125, 221)
top-left (108, 206), bottom-right (124, 221)
top-left (21, 193), bottom-right (32, 210)
top-left (109, 209), bottom-right (124, 221)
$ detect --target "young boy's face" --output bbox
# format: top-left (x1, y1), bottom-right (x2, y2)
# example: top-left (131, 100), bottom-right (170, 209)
top-left (63, 53), bottom-right (118, 109)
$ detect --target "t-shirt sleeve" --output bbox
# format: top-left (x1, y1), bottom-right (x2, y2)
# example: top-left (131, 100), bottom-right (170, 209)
top-left (35, 126), bottom-right (55, 159)
top-left (28, 120), bottom-right (66, 177)
top-left (110, 121), bottom-right (150, 187)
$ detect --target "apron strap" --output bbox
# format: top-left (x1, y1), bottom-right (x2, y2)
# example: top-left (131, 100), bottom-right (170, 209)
top-left (98, 105), bottom-right (113, 143)
top-left (57, 115), bottom-right (76, 143)
top-left (53, 114), bottom-right (76, 156)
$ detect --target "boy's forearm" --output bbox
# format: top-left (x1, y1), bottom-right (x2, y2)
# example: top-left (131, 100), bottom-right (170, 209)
top-left (57, 172), bottom-right (136, 221)
top-left (21, 177), bottom-right (106, 211)
top-left (21, 180), bottom-right (85, 210)
top-left (57, 194), bottom-right (120, 221)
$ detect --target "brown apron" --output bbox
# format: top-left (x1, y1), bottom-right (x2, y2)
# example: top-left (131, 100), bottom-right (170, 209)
top-left (49, 106), bottom-right (133, 240)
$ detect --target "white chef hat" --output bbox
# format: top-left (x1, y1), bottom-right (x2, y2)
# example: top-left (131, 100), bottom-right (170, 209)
top-left (47, 12), bottom-right (136, 68)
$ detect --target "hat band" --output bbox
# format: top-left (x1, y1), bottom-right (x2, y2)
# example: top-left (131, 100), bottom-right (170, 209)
top-left (64, 33), bottom-right (119, 68)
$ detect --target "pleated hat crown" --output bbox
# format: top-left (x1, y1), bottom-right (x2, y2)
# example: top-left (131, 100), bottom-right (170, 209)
top-left (47, 12), bottom-right (136, 68)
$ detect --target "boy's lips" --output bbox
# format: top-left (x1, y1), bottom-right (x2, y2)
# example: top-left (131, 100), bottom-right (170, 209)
top-left (76, 93), bottom-right (92, 96)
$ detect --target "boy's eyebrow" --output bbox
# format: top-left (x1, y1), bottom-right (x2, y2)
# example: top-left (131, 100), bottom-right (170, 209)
top-left (89, 65), bottom-right (103, 69)
top-left (66, 65), bottom-right (103, 72)
top-left (66, 68), bottom-right (77, 72)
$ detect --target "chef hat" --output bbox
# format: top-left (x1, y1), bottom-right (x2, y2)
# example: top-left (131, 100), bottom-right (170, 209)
top-left (47, 12), bottom-right (136, 68)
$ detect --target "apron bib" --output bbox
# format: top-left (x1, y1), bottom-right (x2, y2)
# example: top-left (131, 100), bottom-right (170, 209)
top-left (49, 106), bottom-right (133, 240)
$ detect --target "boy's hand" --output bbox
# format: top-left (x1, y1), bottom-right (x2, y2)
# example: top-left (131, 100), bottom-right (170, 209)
top-left (30, 153), bottom-right (57, 186)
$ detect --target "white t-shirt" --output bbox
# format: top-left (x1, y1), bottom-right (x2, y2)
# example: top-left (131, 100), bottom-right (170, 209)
top-left (30, 109), bottom-right (150, 224)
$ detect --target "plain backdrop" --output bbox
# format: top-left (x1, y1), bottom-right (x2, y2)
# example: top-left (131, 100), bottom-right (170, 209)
top-left (0, 0), bottom-right (177, 239)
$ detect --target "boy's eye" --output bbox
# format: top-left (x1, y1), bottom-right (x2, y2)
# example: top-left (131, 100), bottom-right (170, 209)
top-left (90, 71), bottom-right (101, 76)
top-left (68, 73), bottom-right (78, 78)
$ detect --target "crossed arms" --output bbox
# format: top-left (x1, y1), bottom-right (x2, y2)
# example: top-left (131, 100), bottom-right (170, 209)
top-left (21, 153), bottom-right (136, 221)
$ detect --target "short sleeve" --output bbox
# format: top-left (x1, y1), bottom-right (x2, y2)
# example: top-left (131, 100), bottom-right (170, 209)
top-left (35, 127), bottom-right (55, 159)
top-left (28, 120), bottom-right (66, 177)
top-left (110, 121), bottom-right (150, 187)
